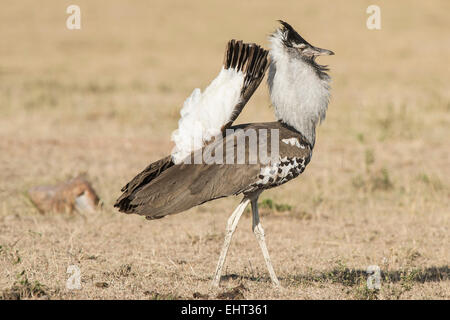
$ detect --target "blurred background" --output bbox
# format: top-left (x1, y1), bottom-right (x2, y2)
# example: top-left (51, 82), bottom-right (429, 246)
top-left (0, 0), bottom-right (448, 299)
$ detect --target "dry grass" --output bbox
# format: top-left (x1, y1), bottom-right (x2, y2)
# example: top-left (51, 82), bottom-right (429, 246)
top-left (0, 0), bottom-right (449, 299)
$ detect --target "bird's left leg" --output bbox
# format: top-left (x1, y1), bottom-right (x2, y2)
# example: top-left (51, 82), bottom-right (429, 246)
top-left (251, 197), bottom-right (280, 288)
top-left (211, 197), bottom-right (250, 288)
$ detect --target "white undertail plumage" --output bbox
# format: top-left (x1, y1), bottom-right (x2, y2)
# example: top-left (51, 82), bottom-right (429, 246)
top-left (171, 67), bottom-right (244, 164)
top-left (267, 29), bottom-right (331, 147)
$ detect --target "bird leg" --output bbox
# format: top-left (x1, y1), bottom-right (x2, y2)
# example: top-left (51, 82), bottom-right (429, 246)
top-left (251, 197), bottom-right (281, 288)
top-left (211, 197), bottom-right (250, 288)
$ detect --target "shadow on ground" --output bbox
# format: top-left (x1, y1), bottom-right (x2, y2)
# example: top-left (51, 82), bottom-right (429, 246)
top-left (221, 265), bottom-right (449, 287)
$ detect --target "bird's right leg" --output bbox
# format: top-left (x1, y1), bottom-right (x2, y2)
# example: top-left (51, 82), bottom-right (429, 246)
top-left (211, 197), bottom-right (250, 288)
top-left (251, 197), bottom-right (281, 288)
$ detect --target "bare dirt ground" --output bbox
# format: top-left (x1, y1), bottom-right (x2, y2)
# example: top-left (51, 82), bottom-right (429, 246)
top-left (0, 0), bottom-right (449, 299)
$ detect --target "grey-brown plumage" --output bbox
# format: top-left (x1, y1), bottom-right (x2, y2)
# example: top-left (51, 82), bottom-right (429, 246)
top-left (115, 122), bottom-right (311, 220)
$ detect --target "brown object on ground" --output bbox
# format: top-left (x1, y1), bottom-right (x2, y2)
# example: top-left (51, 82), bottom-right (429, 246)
top-left (95, 282), bottom-right (109, 288)
top-left (193, 292), bottom-right (209, 299)
top-left (28, 176), bottom-right (100, 214)
top-left (216, 284), bottom-right (247, 300)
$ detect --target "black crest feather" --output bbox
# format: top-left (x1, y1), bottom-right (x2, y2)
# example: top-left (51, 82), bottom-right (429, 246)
top-left (277, 20), bottom-right (311, 47)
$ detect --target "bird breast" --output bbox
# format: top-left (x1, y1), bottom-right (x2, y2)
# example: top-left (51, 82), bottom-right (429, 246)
top-left (267, 49), bottom-right (330, 147)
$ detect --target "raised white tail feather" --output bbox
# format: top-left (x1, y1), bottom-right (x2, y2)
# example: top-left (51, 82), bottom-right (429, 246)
top-left (171, 67), bottom-right (245, 164)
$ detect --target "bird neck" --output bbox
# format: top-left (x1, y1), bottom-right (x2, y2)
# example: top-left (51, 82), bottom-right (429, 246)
top-left (267, 38), bottom-right (331, 148)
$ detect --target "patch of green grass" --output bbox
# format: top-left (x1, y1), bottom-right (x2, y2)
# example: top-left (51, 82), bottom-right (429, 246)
top-left (293, 260), bottom-right (369, 288)
top-left (352, 167), bottom-right (394, 192)
top-left (274, 203), bottom-right (292, 212)
top-left (417, 173), bottom-right (444, 191)
top-left (325, 261), bottom-right (366, 287)
top-left (259, 198), bottom-right (274, 210)
top-left (400, 269), bottom-right (420, 292)
top-left (352, 146), bottom-right (394, 192)
top-left (353, 285), bottom-right (380, 300)
top-left (365, 149), bottom-right (375, 168)
top-left (371, 168), bottom-right (394, 191)
top-left (1, 271), bottom-right (48, 300)
top-left (244, 198), bottom-right (295, 217)
top-left (292, 210), bottom-right (313, 220)
top-left (356, 133), bottom-right (365, 143)
top-left (290, 264), bottom-right (444, 300)
top-left (260, 198), bottom-right (292, 212)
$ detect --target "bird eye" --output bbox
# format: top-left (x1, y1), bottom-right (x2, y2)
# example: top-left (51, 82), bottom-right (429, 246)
top-left (293, 43), bottom-right (306, 50)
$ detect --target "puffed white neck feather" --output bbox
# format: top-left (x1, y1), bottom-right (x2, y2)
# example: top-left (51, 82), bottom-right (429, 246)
top-left (267, 30), bottom-right (331, 148)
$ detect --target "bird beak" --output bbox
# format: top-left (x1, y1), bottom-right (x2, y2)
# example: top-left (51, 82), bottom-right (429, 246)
top-left (300, 45), bottom-right (334, 58)
top-left (311, 46), bottom-right (334, 56)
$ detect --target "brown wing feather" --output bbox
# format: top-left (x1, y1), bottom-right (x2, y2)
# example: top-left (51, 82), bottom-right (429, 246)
top-left (114, 156), bottom-right (174, 212)
top-left (115, 122), bottom-right (312, 220)
top-left (128, 163), bottom-right (260, 220)
top-left (116, 124), bottom-right (264, 219)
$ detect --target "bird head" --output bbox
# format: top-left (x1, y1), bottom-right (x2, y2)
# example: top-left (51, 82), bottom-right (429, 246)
top-left (272, 20), bottom-right (334, 64)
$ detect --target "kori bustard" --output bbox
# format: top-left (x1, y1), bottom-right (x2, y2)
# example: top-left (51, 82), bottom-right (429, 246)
top-left (115, 21), bottom-right (334, 288)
